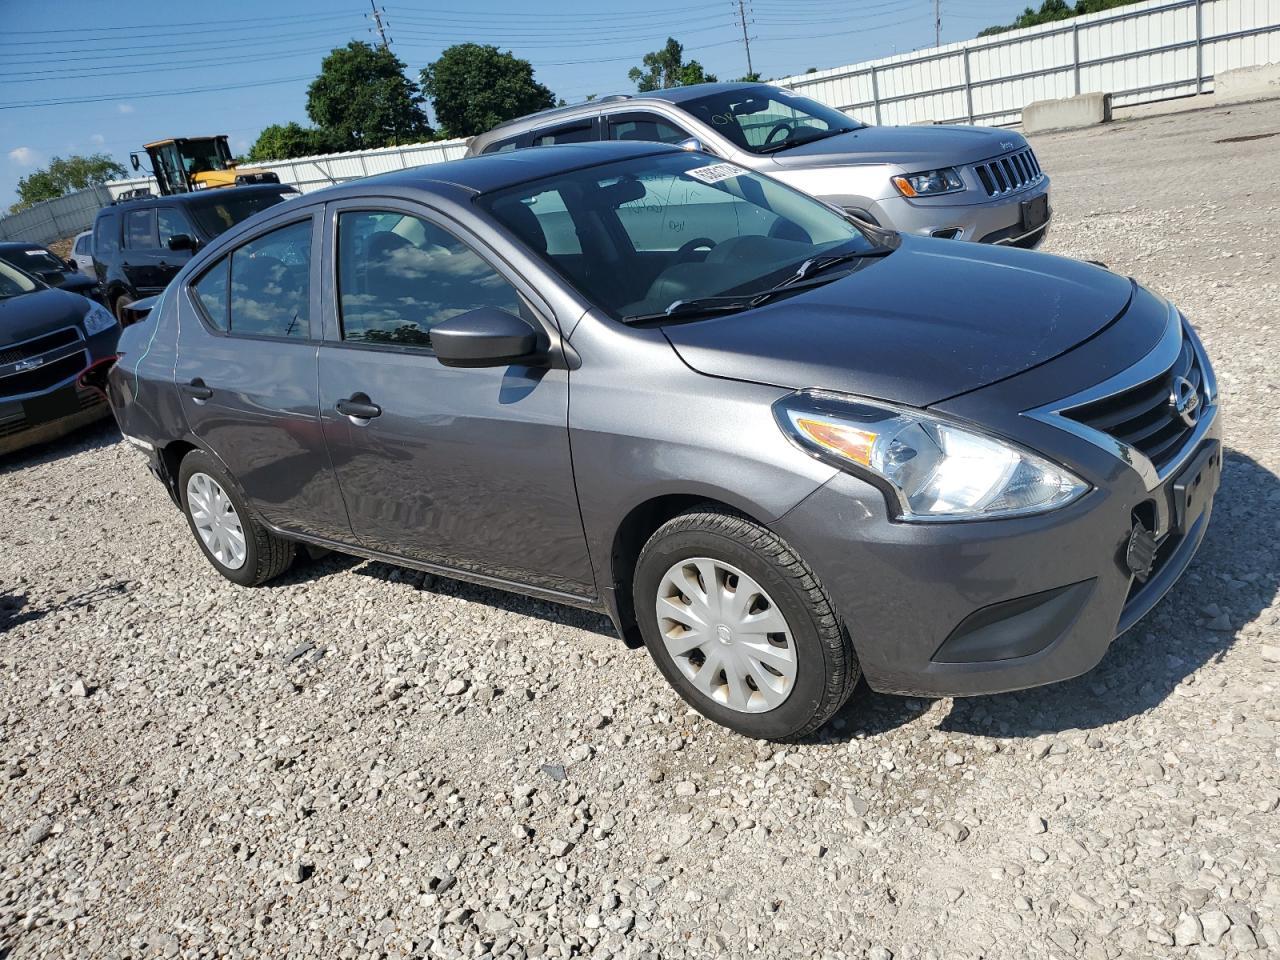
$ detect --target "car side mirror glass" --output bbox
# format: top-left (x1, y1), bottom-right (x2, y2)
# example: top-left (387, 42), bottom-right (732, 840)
top-left (167, 233), bottom-right (198, 252)
top-left (676, 137), bottom-right (705, 153)
top-left (430, 307), bottom-right (542, 368)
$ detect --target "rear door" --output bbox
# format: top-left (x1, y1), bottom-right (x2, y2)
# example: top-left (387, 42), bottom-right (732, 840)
top-left (316, 199), bottom-right (595, 598)
top-left (174, 208), bottom-right (350, 540)
top-left (121, 207), bottom-right (166, 294)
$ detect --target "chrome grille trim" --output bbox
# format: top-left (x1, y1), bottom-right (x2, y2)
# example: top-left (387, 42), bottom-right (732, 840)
top-left (0, 325), bottom-right (90, 401)
top-left (974, 147), bottom-right (1045, 197)
top-left (1023, 305), bottom-right (1219, 493)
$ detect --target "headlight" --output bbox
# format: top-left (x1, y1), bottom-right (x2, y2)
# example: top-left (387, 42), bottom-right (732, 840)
top-left (82, 301), bottom-right (117, 337)
top-left (774, 390), bottom-right (1089, 521)
top-left (892, 167), bottom-right (964, 197)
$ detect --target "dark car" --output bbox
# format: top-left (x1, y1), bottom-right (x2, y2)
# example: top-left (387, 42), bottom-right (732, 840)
top-left (0, 241), bottom-right (102, 303)
top-left (1, 258), bottom-right (119, 456)
top-left (92, 183), bottom-right (298, 323)
top-left (106, 143), bottom-right (1220, 740)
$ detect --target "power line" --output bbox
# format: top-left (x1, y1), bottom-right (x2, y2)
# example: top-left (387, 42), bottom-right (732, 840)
top-left (0, 26), bottom-right (361, 64)
top-left (0, 75), bottom-right (314, 111)
top-left (0, 45), bottom-right (337, 82)
top-left (0, 12), bottom-right (363, 46)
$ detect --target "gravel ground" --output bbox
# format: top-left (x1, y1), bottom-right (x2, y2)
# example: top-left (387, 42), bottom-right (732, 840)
top-left (2, 98), bottom-right (1278, 960)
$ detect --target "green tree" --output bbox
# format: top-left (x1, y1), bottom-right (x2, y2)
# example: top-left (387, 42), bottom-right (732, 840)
top-left (977, 0), bottom-right (1131, 35)
top-left (628, 38), bottom-right (717, 92)
top-left (420, 43), bottom-right (556, 139)
top-left (12, 153), bottom-right (126, 212)
top-left (246, 123), bottom-right (334, 162)
top-left (306, 41), bottom-right (433, 150)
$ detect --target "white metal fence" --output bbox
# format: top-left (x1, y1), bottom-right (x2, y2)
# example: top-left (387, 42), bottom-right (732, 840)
top-left (777, 0), bottom-right (1280, 125)
top-left (0, 186), bottom-right (113, 245)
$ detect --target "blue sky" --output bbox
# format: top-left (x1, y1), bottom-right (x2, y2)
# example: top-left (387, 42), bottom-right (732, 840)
top-left (2, 0), bottom-right (1029, 208)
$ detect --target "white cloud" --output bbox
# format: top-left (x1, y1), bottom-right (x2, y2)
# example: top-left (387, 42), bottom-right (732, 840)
top-left (8, 146), bottom-right (39, 166)
top-left (90, 133), bottom-right (105, 145)
top-left (117, 103), bottom-right (135, 114)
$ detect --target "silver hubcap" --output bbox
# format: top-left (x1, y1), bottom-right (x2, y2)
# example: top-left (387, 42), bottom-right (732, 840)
top-left (655, 557), bottom-right (797, 713)
top-left (186, 472), bottom-right (247, 570)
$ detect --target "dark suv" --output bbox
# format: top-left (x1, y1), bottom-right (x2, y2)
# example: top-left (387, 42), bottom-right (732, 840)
top-left (92, 184), bottom-right (298, 323)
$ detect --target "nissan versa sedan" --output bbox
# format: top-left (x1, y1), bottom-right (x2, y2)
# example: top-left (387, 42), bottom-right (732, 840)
top-left (1, 259), bottom-right (119, 456)
top-left (468, 82), bottom-right (1052, 247)
top-left (106, 142), bottom-right (1219, 740)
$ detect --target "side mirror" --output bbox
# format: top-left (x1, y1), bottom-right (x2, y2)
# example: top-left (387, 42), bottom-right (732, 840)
top-left (130, 153), bottom-right (141, 172)
top-left (64, 258), bottom-right (79, 271)
top-left (431, 308), bottom-right (541, 368)
top-left (676, 137), bottom-right (705, 153)
top-left (167, 234), bottom-right (198, 252)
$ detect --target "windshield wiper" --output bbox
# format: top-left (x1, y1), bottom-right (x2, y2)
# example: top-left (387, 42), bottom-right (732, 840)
top-left (756, 126), bottom-right (860, 154)
top-left (623, 296), bottom-right (759, 324)
top-left (778, 246), bottom-right (894, 287)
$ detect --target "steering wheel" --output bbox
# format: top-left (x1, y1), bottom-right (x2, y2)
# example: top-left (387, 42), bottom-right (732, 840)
top-left (674, 237), bottom-right (717, 262)
top-left (763, 121), bottom-right (794, 145)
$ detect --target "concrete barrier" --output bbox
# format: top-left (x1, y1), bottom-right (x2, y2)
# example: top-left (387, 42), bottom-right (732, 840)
top-left (1021, 92), bottom-right (1113, 134)
top-left (1215, 62), bottom-right (1280, 103)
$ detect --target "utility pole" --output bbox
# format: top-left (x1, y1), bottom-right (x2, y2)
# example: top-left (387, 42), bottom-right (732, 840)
top-left (934, 0), bottom-right (941, 47)
top-left (369, 0), bottom-right (391, 50)
top-left (735, 0), bottom-right (755, 79)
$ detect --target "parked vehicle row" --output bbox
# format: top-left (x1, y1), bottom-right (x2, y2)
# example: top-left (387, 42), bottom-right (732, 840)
top-left (0, 241), bottom-right (101, 302)
top-left (468, 82), bottom-right (1052, 248)
top-left (107, 141), bottom-right (1218, 740)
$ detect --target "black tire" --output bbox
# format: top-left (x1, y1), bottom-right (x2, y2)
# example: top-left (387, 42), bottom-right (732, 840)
top-left (177, 450), bottom-right (294, 587)
top-left (633, 507), bottom-right (859, 740)
top-left (113, 293), bottom-right (135, 326)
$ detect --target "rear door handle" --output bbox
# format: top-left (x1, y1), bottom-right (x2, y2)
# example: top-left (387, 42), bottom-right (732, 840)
top-left (336, 394), bottom-right (381, 421)
top-left (183, 378), bottom-right (213, 401)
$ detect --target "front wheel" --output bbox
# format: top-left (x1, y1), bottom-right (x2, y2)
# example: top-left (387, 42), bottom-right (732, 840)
top-left (178, 451), bottom-right (294, 587)
top-left (633, 508), bottom-right (859, 740)
top-left (113, 293), bottom-right (135, 325)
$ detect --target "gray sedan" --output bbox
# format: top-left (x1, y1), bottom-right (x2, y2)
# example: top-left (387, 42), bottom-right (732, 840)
top-left (467, 82), bottom-right (1052, 247)
top-left (107, 142), bottom-right (1218, 740)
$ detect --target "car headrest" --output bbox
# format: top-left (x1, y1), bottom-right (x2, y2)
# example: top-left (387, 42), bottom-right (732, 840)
top-left (493, 199), bottom-right (548, 255)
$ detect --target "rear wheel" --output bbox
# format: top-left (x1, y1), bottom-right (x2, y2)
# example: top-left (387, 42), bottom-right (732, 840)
top-left (113, 293), bottom-right (135, 325)
top-left (178, 451), bottom-right (294, 586)
top-left (633, 508), bottom-right (858, 740)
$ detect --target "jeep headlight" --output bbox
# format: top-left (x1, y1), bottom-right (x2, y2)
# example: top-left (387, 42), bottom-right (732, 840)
top-left (774, 390), bottom-right (1088, 521)
top-left (82, 301), bottom-right (117, 337)
top-left (892, 167), bottom-right (964, 197)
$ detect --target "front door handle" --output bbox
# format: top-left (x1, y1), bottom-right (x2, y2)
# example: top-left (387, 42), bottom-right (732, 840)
top-left (336, 394), bottom-right (382, 421)
top-left (183, 378), bottom-right (213, 401)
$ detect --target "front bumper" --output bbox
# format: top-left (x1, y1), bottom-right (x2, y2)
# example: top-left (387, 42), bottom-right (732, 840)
top-left (0, 382), bottom-right (109, 456)
top-left (771, 379), bottom-right (1220, 699)
top-left (865, 177), bottom-right (1051, 248)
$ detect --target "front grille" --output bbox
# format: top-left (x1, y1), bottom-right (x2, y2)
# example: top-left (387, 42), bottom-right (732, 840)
top-left (0, 352), bottom-right (88, 397)
top-left (974, 147), bottom-right (1043, 197)
top-left (0, 327), bottom-right (79, 366)
top-left (1063, 336), bottom-right (1203, 472)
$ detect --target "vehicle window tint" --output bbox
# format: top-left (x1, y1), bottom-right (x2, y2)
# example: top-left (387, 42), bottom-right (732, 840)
top-left (513, 191), bottom-right (582, 255)
top-left (124, 209), bottom-right (158, 249)
top-left (74, 235), bottom-right (91, 255)
top-left (607, 114), bottom-right (689, 145)
top-left (93, 214), bottom-right (119, 257)
top-left (613, 172), bottom-right (782, 252)
top-left (337, 210), bottom-right (521, 348)
top-left (157, 208), bottom-right (195, 248)
top-left (228, 220), bottom-right (311, 339)
top-left (532, 123), bottom-right (595, 146)
top-left (482, 136), bottom-right (521, 154)
top-left (192, 258), bottom-right (229, 331)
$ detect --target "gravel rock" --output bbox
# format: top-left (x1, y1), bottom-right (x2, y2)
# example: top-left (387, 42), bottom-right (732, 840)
top-left (1, 98), bottom-right (1278, 960)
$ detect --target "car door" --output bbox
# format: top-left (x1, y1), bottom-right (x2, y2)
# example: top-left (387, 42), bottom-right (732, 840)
top-left (174, 210), bottom-right (351, 540)
top-left (316, 199), bottom-right (595, 599)
top-left (121, 207), bottom-right (169, 294)
top-left (155, 206), bottom-right (197, 286)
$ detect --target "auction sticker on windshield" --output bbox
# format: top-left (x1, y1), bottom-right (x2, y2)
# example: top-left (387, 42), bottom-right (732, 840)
top-left (686, 163), bottom-right (745, 184)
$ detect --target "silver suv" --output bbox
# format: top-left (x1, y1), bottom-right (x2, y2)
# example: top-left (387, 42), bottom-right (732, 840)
top-left (467, 82), bottom-right (1051, 247)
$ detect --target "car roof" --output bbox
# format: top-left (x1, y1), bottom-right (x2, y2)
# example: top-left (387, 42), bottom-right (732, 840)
top-left (312, 140), bottom-right (681, 199)
top-left (99, 183), bottom-right (298, 213)
top-left (0, 241), bottom-right (48, 252)
top-left (641, 81), bottom-right (768, 104)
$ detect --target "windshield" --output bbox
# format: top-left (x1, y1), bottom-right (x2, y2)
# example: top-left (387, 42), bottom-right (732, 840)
top-left (676, 86), bottom-right (864, 154)
top-left (481, 150), bottom-right (877, 320)
top-left (189, 191), bottom-right (296, 239)
top-left (0, 259), bottom-right (42, 300)
top-left (1, 247), bottom-right (65, 279)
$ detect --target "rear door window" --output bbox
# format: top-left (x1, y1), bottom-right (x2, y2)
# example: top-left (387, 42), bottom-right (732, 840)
top-left (532, 121), bottom-right (598, 146)
top-left (607, 112), bottom-right (691, 145)
top-left (124, 209), bottom-right (158, 250)
top-left (228, 220), bottom-right (312, 339)
top-left (93, 214), bottom-right (119, 257)
top-left (74, 235), bottom-right (91, 255)
top-left (482, 135), bottom-right (523, 154)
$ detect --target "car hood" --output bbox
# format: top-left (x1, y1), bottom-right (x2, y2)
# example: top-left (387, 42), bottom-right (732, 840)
top-left (768, 124), bottom-right (1026, 170)
top-left (0, 288), bottom-right (89, 346)
top-left (661, 237), bottom-right (1135, 408)
top-left (57, 274), bottom-right (97, 295)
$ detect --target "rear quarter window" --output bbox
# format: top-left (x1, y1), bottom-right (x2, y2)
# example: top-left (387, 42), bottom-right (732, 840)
top-left (94, 213), bottom-right (120, 258)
